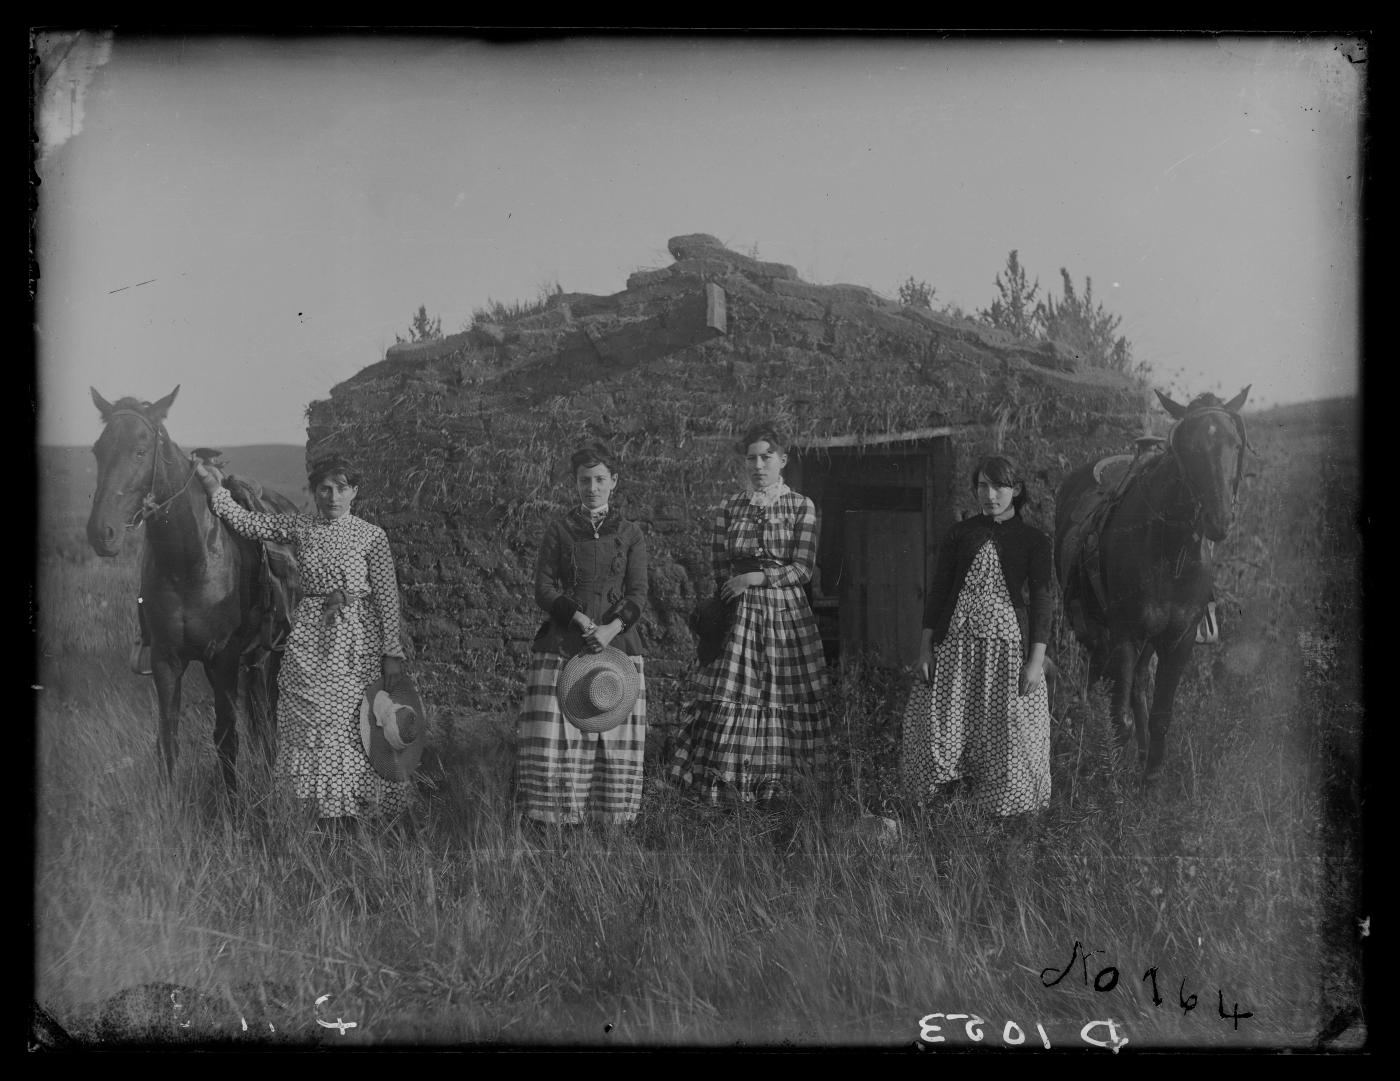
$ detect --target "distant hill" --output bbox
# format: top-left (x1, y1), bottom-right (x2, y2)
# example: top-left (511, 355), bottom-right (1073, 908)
top-left (40, 396), bottom-right (1358, 523)
top-left (39, 444), bottom-right (310, 525)
top-left (1244, 395), bottom-right (1357, 433)
top-left (38, 395), bottom-right (1357, 530)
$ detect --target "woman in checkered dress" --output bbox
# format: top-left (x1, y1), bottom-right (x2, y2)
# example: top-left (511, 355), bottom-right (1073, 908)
top-left (515, 443), bottom-right (649, 825)
top-left (900, 455), bottom-right (1053, 817)
top-left (667, 424), bottom-right (830, 806)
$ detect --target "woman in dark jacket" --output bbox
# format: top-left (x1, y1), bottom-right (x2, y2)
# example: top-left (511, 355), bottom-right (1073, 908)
top-left (515, 442), bottom-right (649, 825)
top-left (900, 454), bottom-right (1053, 816)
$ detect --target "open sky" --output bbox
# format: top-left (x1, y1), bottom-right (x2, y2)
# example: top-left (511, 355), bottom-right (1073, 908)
top-left (34, 32), bottom-right (1366, 448)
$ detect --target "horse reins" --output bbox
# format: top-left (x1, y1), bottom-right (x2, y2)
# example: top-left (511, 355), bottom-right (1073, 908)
top-left (1081, 404), bottom-right (1251, 622)
top-left (1097, 404), bottom-right (1251, 588)
top-left (1164, 405), bottom-right (1252, 519)
top-left (108, 409), bottom-right (200, 529)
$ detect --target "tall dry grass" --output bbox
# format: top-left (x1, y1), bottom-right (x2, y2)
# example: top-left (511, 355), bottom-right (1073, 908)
top-left (32, 402), bottom-right (1364, 1049)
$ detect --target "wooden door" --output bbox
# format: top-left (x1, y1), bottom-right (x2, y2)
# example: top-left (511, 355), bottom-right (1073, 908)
top-left (839, 511), bottom-right (925, 668)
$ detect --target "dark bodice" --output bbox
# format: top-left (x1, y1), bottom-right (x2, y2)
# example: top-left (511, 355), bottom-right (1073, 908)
top-left (533, 508), bottom-right (648, 656)
top-left (923, 512), bottom-right (1054, 652)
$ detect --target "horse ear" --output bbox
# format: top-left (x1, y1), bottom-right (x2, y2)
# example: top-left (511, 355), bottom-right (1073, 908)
top-left (90, 387), bottom-right (115, 418)
top-left (148, 385), bottom-right (180, 423)
top-left (1154, 389), bottom-right (1188, 420)
top-left (1222, 385), bottom-right (1251, 413)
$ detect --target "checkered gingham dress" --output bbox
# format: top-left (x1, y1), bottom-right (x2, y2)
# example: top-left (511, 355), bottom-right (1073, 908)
top-left (667, 488), bottom-right (830, 804)
top-left (516, 655), bottom-right (647, 825)
top-left (210, 488), bottom-right (412, 820)
top-left (900, 538), bottom-right (1051, 816)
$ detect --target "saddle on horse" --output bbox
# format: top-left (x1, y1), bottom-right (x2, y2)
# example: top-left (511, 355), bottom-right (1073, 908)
top-left (130, 471), bottom-right (300, 676)
top-left (222, 474), bottom-right (300, 668)
top-left (1058, 440), bottom-right (1166, 640)
top-left (1060, 436), bottom-right (1220, 646)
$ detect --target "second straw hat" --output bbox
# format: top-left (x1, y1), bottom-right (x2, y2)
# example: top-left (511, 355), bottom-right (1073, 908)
top-left (556, 647), bottom-right (641, 733)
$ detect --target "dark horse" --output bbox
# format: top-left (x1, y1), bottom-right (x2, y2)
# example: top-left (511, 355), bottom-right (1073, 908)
top-left (1055, 386), bottom-right (1250, 781)
top-left (87, 386), bottom-right (297, 792)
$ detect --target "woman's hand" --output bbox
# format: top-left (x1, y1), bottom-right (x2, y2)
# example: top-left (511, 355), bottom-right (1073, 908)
top-left (719, 571), bottom-right (765, 603)
top-left (584, 619), bottom-right (623, 653)
top-left (917, 628), bottom-right (936, 683)
top-left (189, 454), bottom-right (223, 495)
top-left (1018, 657), bottom-right (1045, 697)
top-left (918, 642), bottom-right (936, 683)
top-left (321, 589), bottom-right (348, 628)
top-left (570, 609), bottom-right (600, 649)
top-left (381, 655), bottom-right (405, 695)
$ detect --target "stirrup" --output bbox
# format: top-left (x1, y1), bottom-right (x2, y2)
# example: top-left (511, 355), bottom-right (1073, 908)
top-left (1195, 602), bottom-right (1220, 645)
top-left (129, 640), bottom-right (153, 676)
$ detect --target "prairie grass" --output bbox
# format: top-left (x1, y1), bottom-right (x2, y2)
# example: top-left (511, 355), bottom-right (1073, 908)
top-left (468, 282), bottom-right (566, 329)
top-left (32, 401), bottom-right (1364, 1050)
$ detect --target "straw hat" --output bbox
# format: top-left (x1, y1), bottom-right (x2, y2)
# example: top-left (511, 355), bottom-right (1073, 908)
top-left (358, 677), bottom-right (427, 782)
top-left (556, 647), bottom-right (641, 733)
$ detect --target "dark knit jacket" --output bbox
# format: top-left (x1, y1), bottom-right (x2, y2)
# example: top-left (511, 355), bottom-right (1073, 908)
top-left (922, 511), bottom-right (1054, 652)
top-left (532, 507), bottom-right (648, 656)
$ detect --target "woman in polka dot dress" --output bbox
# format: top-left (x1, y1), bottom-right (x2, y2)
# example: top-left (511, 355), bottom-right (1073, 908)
top-left (901, 455), bottom-right (1053, 817)
top-left (193, 454), bottom-right (412, 820)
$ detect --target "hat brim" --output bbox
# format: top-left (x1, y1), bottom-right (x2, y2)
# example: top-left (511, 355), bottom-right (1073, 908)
top-left (556, 648), bottom-right (641, 733)
top-left (359, 678), bottom-right (428, 782)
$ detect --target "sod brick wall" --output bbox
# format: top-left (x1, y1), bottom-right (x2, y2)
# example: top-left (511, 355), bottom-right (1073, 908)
top-left (305, 234), bottom-right (1150, 719)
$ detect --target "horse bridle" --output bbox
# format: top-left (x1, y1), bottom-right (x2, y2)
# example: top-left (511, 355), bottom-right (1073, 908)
top-left (1165, 405), bottom-right (1252, 512)
top-left (107, 408), bottom-right (200, 529)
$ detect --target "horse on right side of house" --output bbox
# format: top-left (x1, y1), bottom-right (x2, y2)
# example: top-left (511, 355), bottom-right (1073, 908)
top-left (1055, 385), bottom-right (1250, 782)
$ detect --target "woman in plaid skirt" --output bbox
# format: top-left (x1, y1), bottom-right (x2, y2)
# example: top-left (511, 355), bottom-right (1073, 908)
top-left (667, 424), bottom-right (830, 807)
top-left (515, 443), bottom-right (649, 825)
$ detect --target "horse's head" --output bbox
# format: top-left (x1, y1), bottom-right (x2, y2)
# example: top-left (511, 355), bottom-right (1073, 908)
top-left (87, 386), bottom-right (180, 556)
top-left (1156, 385), bottom-right (1250, 542)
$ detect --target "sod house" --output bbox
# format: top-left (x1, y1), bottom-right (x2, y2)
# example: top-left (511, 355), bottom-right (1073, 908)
top-left (305, 233), bottom-right (1149, 717)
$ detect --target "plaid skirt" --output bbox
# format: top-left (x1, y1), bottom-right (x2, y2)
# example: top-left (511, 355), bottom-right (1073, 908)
top-left (667, 582), bottom-right (829, 804)
top-left (515, 652), bottom-right (647, 825)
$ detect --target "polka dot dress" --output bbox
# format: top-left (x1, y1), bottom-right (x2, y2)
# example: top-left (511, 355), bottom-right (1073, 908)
top-left (901, 538), bottom-right (1051, 816)
top-left (211, 488), bottom-right (412, 820)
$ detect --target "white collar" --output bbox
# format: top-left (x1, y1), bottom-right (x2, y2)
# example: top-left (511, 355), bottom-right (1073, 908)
top-left (747, 481), bottom-right (791, 509)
